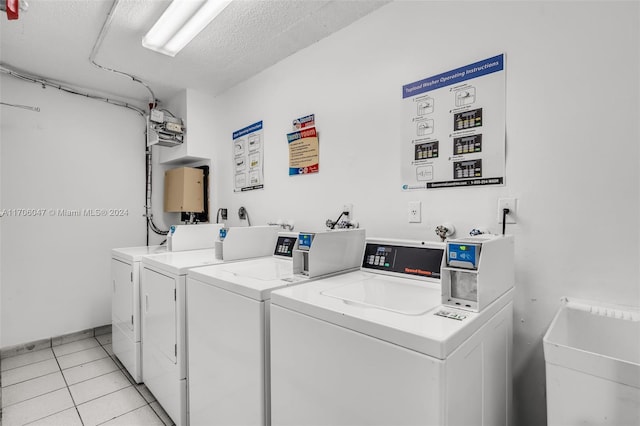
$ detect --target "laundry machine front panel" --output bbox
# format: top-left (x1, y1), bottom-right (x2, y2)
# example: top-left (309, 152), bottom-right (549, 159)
top-left (188, 278), bottom-right (266, 426)
top-left (112, 258), bottom-right (134, 335)
top-left (143, 267), bottom-right (177, 365)
top-left (270, 304), bottom-right (444, 426)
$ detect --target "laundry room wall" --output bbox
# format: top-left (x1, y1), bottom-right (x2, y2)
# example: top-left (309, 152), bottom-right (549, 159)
top-left (0, 75), bottom-right (147, 347)
top-left (208, 2), bottom-right (639, 425)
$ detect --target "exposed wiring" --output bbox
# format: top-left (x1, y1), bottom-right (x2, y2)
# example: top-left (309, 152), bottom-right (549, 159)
top-left (88, 0), bottom-right (172, 240)
top-left (328, 212), bottom-right (346, 229)
top-left (2, 0), bottom-right (173, 242)
top-left (0, 101), bottom-right (39, 112)
top-left (502, 208), bottom-right (510, 236)
top-left (145, 145), bottom-right (169, 237)
top-left (326, 207), bottom-right (358, 229)
top-left (216, 208), bottom-right (227, 223)
top-left (238, 207), bottom-right (251, 226)
top-left (89, 0), bottom-right (156, 105)
top-left (0, 64), bottom-right (146, 115)
top-left (0, 63), bottom-right (169, 240)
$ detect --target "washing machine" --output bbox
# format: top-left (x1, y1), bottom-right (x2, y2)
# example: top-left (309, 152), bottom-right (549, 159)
top-left (141, 225), bottom-right (279, 426)
top-left (270, 236), bottom-right (515, 426)
top-left (111, 245), bottom-right (167, 383)
top-left (186, 229), bottom-right (366, 426)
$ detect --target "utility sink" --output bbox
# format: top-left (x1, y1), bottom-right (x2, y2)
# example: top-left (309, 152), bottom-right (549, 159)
top-left (544, 298), bottom-right (640, 425)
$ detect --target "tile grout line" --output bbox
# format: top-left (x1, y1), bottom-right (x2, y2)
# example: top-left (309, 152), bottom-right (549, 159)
top-left (14, 355), bottom-right (78, 426)
top-left (52, 343), bottom-right (86, 426)
top-left (2, 338), bottom-right (105, 381)
top-left (1, 325), bottom-right (111, 361)
top-left (0, 371), bottom-right (66, 409)
top-left (0, 358), bottom-right (60, 389)
top-left (2, 332), bottom-right (171, 426)
top-left (107, 355), bottom-right (169, 425)
top-left (2, 341), bottom-right (116, 423)
top-left (1, 328), bottom-right (110, 425)
top-left (76, 336), bottom-right (168, 426)
top-left (101, 344), bottom-right (169, 426)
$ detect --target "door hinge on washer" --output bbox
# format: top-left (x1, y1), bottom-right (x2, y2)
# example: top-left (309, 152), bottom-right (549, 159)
top-left (130, 272), bottom-right (133, 282)
top-left (174, 288), bottom-right (177, 301)
top-left (131, 315), bottom-right (134, 325)
top-left (175, 344), bottom-right (177, 357)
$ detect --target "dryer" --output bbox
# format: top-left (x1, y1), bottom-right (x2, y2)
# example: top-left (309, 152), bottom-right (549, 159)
top-left (111, 223), bottom-right (224, 383)
top-left (141, 225), bottom-right (279, 426)
top-left (270, 236), bottom-right (515, 426)
top-left (186, 229), bottom-right (366, 426)
top-left (111, 245), bottom-right (166, 383)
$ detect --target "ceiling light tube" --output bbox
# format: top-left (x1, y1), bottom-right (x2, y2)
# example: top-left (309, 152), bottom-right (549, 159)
top-left (142, 0), bottom-right (231, 57)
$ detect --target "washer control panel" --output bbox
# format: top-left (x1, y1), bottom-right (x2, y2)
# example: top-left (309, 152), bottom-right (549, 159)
top-left (434, 309), bottom-right (468, 321)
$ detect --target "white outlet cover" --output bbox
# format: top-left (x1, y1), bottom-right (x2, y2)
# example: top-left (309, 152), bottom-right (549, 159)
top-left (497, 198), bottom-right (517, 224)
top-left (408, 201), bottom-right (421, 223)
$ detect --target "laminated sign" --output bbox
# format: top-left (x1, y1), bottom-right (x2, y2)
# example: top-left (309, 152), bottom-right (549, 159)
top-left (233, 121), bottom-right (264, 192)
top-left (401, 54), bottom-right (506, 190)
top-left (288, 125), bottom-right (319, 176)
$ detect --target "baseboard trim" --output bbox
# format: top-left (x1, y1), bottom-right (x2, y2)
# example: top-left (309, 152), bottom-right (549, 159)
top-left (0, 324), bottom-right (112, 359)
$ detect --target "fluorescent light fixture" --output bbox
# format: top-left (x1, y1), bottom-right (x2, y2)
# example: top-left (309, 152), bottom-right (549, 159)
top-left (142, 0), bottom-right (231, 57)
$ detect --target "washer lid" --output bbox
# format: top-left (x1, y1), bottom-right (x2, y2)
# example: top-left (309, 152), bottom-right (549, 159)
top-left (271, 271), bottom-right (513, 359)
top-left (188, 257), bottom-right (306, 301)
top-left (142, 248), bottom-right (222, 276)
top-left (112, 245), bottom-right (167, 262)
top-left (321, 278), bottom-right (439, 315)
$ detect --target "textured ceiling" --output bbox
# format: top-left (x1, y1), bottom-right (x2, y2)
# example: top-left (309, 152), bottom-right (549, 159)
top-left (0, 0), bottom-right (388, 106)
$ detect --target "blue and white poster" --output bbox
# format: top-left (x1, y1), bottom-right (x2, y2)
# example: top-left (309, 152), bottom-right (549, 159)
top-left (401, 54), bottom-right (506, 190)
top-left (233, 121), bottom-right (264, 192)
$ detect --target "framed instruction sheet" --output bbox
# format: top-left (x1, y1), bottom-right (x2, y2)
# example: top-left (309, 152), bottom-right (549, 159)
top-left (233, 121), bottom-right (264, 192)
top-left (401, 54), bottom-right (506, 190)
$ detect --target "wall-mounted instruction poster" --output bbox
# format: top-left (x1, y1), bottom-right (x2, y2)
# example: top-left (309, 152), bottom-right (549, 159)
top-left (233, 121), bottom-right (264, 192)
top-left (288, 114), bottom-right (319, 175)
top-left (401, 54), bottom-right (505, 190)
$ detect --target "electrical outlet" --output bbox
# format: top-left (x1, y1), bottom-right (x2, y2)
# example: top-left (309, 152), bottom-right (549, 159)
top-left (343, 204), bottom-right (353, 217)
top-left (238, 207), bottom-right (247, 220)
top-left (408, 201), bottom-right (421, 223)
top-left (498, 198), bottom-right (517, 224)
top-left (220, 208), bottom-right (228, 220)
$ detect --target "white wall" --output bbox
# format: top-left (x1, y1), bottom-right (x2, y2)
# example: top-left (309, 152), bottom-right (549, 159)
top-left (209, 2), bottom-right (639, 425)
top-left (0, 76), bottom-right (147, 347)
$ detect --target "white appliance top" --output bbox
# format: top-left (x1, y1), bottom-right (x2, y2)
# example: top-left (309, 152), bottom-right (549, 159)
top-left (271, 270), bottom-right (513, 359)
top-left (188, 257), bottom-right (305, 301)
top-left (111, 245), bottom-right (167, 262)
top-left (142, 248), bottom-right (221, 276)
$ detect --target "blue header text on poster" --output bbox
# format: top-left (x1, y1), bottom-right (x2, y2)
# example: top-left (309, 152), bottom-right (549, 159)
top-left (402, 54), bottom-right (504, 99)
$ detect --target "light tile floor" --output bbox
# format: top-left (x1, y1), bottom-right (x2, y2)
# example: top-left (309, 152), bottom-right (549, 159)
top-left (1, 334), bottom-right (175, 426)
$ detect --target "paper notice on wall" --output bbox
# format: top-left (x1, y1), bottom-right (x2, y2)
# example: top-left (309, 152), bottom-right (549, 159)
top-left (287, 126), bottom-right (319, 176)
top-left (401, 54), bottom-right (506, 190)
top-left (292, 114), bottom-right (315, 131)
top-left (233, 121), bottom-right (264, 192)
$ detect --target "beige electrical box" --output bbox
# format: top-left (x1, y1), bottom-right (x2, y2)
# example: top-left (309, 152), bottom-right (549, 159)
top-left (164, 167), bottom-right (204, 213)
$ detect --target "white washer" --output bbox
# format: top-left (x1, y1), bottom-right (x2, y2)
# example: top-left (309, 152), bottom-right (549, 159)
top-left (187, 236), bottom-right (296, 426)
top-left (111, 245), bottom-right (167, 383)
top-left (270, 238), bottom-right (514, 426)
top-left (186, 229), bottom-right (366, 426)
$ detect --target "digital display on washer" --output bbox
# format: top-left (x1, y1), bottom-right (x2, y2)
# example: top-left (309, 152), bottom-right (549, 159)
top-left (447, 243), bottom-right (480, 269)
top-left (297, 233), bottom-right (314, 251)
top-left (273, 236), bottom-right (297, 258)
top-left (362, 243), bottom-right (443, 278)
